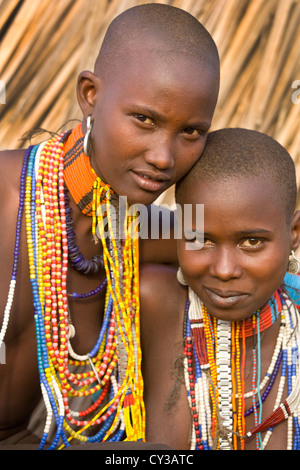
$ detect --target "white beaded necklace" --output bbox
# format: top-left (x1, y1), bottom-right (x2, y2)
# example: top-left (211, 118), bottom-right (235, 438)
top-left (183, 286), bottom-right (300, 450)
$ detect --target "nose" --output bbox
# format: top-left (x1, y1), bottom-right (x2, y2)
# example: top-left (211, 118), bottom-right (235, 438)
top-left (144, 135), bottom-right (175, 170)
top-left (210, 247), bottom-right (243, 281)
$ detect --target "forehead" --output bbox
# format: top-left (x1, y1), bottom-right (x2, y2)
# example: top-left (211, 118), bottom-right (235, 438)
top-left (179, 175), bottom-right (287, 230)
top-left (100, 49), bottom-right (219, 117)
top-left (103, 39), bottom-right (218, 85)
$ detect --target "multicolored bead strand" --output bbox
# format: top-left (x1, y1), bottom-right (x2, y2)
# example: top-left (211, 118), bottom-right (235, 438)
top-left (93, 190), bottom-right (145, 442)
top-left (216, 319), bottom-right (232, 449)
top-left (16, 125), bottom-right (145, 448)
top-left (182, 284), bottom-right (300, 450)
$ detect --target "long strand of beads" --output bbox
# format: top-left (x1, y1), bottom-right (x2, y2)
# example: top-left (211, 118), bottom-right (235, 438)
top-left (66, 178), bottom-right (118, 439)
top-left (216, 319), bottom-right (232, 449)
top-left (235, 322), bottom-right (244, 448)
top-left (27, 141), bottom-right (70, 449)
top-left (231, 322), bottom-right (238, 449)
top-left (251, 314), bottom-right (260, 449)
top-left (94, 188), bottom-right (145, 442)
top-left (287, 306), bottom-right (294, 449)
top-left (24, 133), bottom-right (123, 448)
top-left (202, 367), bottom-right (213, 449)
top-left (245, 351), bottom-right (282, 417)
top-left (256, 312), bottom-right (263, 449)
top-left (202, 305), bottom-right (218, 440)
top-left (240, 322), bottom-right (246, 449)
top-left (240, 317), bottom-right (284, 399)
top-left (58, 165), bottom-right (121, 441)
top-left (247, 298), bottom-right (300, 447)
top-left (285, 298), bottom-right (300, 449)
top-left (187, 290), bottom-right (213, 449)
top-left (34, 138), bottom-right (71, 448)
top-left (183, 331), bottom-right (202, 450)
top-left (127, 210), bottom-right (145, 439)
top-left (261, 309), bottom-right (287, 448)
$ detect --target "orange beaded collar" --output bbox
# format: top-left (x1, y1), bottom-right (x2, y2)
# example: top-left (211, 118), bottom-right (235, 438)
top-left (63, 123), bottom-right (112, 216)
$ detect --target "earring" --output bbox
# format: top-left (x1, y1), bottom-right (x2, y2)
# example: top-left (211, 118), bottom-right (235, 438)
top-left (177, 267), bottom-right (188, 286)
top-left (83, 115), bottom-right (92, 157)
top-left (287, 250), bottom-right (300, 275)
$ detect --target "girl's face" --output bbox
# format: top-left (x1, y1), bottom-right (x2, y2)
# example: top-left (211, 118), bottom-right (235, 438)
top-left (78, 51), bottom-right (219, 206)
top-left (177, 176), bottom-right (299, 322)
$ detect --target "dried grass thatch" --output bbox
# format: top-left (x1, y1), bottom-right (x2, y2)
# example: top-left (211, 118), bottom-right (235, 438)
top-left (1, 0), bottom-right (300, 202)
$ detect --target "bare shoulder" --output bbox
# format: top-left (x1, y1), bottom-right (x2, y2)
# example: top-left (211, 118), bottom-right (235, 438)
top-left (0, 149), bottom-right (26, 196)
top-left (140, 263), bottom-right (187, 337)
top-left (140, 264), bottom-right (191, 449)
top-left (140, 264), bottom-right (186, 311)
top-left (0, 147), bottom-right (32, 334)
top-left (0, 148), bottom-right (41, 439)
top-left (0, 149), bottom-right (26, 237)
top-left (139, 204), bottom-right (178, 266)
top-left (140, 263), bottom-right (178, 296)
top-left (0, 148), bottom-right (25, 166)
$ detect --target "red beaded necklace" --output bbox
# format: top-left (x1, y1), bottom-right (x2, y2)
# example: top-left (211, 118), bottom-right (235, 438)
top-left (240, 289), bottom-right (282, 338)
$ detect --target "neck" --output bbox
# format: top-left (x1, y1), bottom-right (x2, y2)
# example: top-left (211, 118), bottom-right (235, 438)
top-left (63, 123), bottom-right (112, 216)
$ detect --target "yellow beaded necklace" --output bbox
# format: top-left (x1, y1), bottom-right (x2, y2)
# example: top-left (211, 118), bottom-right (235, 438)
top-left (23, 128), bottom-right (145, 448)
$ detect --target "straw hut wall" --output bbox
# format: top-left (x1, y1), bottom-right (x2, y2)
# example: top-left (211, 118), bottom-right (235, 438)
top-left (1, 0), bottom-right (300, 205)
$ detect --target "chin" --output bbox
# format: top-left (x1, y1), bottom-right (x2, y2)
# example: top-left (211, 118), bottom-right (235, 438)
top-left (129, 192), bottom-right (162, 207)
top-left (210, 310), bottom-right (250, 323)
top-left (202, 300), bottom-right (255, 323)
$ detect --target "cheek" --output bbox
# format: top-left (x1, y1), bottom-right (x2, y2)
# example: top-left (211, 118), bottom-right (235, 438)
top-left (175, 138), bottom-right (207, 180)
top-left (248, 243), bottom-right (289, 279)
top-left (250, 255), bottom-right (288, 298)
top-left (178, 244), bottom-right (205, 279)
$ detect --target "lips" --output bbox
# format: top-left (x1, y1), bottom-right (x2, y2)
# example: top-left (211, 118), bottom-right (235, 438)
top-left (204, 286), bottom-right (249, 308)
top-left (131, 169), bottom-right (171, 192)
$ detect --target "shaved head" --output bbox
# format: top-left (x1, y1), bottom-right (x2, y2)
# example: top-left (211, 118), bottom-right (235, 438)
top-left (176, 128), bottom-right (297, 223)
top-left (94, 3), bottom-right (219, 82)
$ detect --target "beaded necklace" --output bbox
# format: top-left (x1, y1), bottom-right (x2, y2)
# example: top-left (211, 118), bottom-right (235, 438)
top-left (182, 285), bottom-right (300, 450)
top-left (63, 123), bottom-right (111, 216)
top-left (3, 125), bottom-right (145, 448)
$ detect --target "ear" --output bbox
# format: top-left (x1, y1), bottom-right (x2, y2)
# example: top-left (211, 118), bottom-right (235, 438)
top-left (76, 70), bottom-right (101, 128)
top-left (290, 210), bottom-right (300, 251)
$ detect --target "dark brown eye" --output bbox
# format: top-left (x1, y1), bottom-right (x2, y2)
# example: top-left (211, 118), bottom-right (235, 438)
top-left (240, 238), bottom-right (262, 247)
top-left (183, 127), bottom-right (199, 136)
top-left (134, 114), bottom-right (153, 125)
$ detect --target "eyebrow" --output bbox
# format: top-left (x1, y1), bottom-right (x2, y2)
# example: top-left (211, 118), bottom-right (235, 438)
top-left (134, 104), bottom-right (211, 129)
top-left (136, 105), bottom-right (167, 122)
top-left (235, 229), bottom-right (272, 235)
top-left (200, 229), bottom-right (273, 239)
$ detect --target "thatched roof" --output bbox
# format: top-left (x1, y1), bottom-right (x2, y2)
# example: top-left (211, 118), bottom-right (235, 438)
top-left (1, 0), bottom-right (300, 202)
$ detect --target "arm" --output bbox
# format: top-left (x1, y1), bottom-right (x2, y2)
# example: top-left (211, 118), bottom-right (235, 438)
top-left (139, 263), bottom-right (191, 449)
top-left (139, 204), bottom-right (178, 266)
top-left (0, 150), bottom-right (41, 441)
